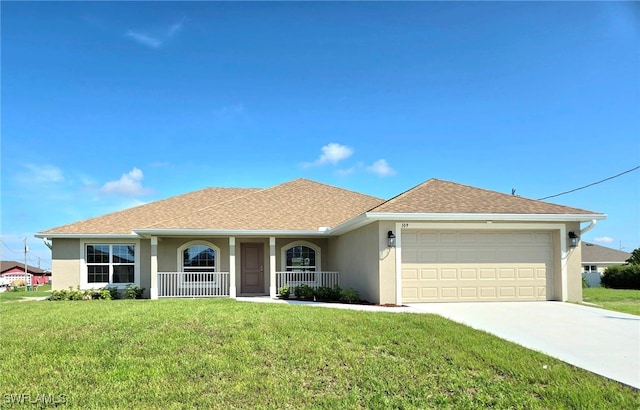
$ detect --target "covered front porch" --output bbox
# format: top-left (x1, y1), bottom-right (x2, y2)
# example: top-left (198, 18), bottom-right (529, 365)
top-left (156, 270), bottom-right (340, 298)
top-left (146, 235), bottom-right (338, 299)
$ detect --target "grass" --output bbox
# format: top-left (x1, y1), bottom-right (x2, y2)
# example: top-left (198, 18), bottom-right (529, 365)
top-left (0, 284), bottom-right (51, 302)
top-left (582, 287), bottom-right (640, 316)
top-left (1, 299), bottom-right (638, 409)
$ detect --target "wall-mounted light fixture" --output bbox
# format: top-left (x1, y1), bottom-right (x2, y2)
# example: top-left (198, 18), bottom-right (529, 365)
top-left (568, 231), bottom-right (579, 248)
top-left (387, 231), bottom-right (396, 248)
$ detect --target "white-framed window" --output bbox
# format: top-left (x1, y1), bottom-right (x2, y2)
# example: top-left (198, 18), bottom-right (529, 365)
top-left (177, 241), bottom-right (219, 282)
top-left (583, 265), bottom-right (598, 272)
top-left (86, 244), bottom-right (135, 284)
top-left (281, 241), bottom-right (321, 272)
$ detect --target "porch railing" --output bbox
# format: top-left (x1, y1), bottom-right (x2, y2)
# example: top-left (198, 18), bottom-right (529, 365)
top-left (275, 271), bottom-right (339, 294)
top-left (158, 272), bottom-right (230, 298)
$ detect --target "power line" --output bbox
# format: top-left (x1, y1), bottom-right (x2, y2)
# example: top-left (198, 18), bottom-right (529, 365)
top-left (538, 165), bottom-right (640, 201)
top-left (0, 239), bottom-right (24, 254)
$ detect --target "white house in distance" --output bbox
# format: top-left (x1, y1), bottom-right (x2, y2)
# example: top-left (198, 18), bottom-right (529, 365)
top-left (581, 242), bottom-right (631, 287)
top-left (35, 178), bottom-right (606, 304)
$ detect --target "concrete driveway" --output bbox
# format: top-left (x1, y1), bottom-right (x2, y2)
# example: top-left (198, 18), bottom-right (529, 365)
top-left (406, 301), bottom-right (640, 389)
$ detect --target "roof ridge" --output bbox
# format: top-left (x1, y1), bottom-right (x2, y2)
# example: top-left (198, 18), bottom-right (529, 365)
top-left (145, 178), bottom-right (385, 229)
top-left (368, 178), bottom-right (437, 212)
top-left (142, 186), bottom-right (264, 229)
top-left (293, 178), bottom-right (385, 202)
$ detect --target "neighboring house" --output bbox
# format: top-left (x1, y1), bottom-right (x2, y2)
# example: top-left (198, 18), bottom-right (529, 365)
top-left (581, 242), bottom-right (631, 287)
top-left (0, 261), bottom-right (51, 285)
top-left (35, 178), bottom-right (605, 304)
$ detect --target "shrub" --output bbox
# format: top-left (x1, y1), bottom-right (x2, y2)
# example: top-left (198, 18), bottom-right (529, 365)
top-left (50, 287), bottom-right (114, 301)
top-left (314, 286), bottom-right (333, 302)
top-left (601, 265), bottom-right (640, 290)
top-left (340, 288), bottom-right (360, 304)
top-left (124, 284), bottom-right (145, 299)
top-left (278, 285), bottom-right (291, 299)
top-left (294, 284), bottom-right (315, 300)
top-left (107, 287), bottom-right (121, 300)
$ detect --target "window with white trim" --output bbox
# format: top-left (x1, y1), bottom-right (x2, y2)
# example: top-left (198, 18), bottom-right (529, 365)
top-left (86, 244), bottom-right (135, 284)
top-left (285, 245), bottom-right (317, 272)
top-left (182, 244), bottom-right (216, 282)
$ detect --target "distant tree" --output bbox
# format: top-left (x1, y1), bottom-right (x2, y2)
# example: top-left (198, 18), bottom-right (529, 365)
top-left (626, 247), bottom-right (640, 265)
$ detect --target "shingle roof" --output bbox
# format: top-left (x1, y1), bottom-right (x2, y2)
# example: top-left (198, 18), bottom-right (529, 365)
top-left (40, 179), bottom-right (384, 234)
top-left (145, 178), bottom-right (384, 230)
top-left (41, 187), bottom-right (260, 234)
top-left (370, 179), bottom-right (598, 215)
top-left (1, 261), bottom-right (49, 275)
top-left (581, 242), bottom-right (631, 264)
top-left (39, 178), bottom-right (603, 236)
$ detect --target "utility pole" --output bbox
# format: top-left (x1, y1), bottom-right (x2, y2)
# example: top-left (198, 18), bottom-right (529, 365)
top-left (24, 237), bottom-right (30, 290)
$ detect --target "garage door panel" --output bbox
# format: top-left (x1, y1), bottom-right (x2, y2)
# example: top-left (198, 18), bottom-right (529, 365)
top-left (401, 230), bottom-right (554, 302)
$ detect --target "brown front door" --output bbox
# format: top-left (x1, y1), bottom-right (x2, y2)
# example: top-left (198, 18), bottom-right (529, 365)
top-left (241, 243), bottom-right (264, 293)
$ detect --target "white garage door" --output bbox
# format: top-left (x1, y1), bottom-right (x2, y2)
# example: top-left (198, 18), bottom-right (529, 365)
top-left (401, 230), bottom-right (554, 302)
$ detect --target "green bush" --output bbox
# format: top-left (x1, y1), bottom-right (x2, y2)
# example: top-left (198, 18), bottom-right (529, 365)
top-left (50, 287), bottom-right (114, 301)
top-left (340, 288), bottom-right (360, 304)
top-left (278, 285), bottom-right (291, 299)
top-left (601, 265), bottom-right (640, 290)
top-left (124, 284), bottom-right (145, 299)
top-left (294, 284), bottom-right (315, 300)
top-left (314, 286), bottom-right (333, 302)
top-left (107, 287), bottom-right (121, 300)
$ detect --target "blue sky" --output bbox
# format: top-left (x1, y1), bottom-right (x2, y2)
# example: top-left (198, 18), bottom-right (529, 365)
top-left (1, 2), bottom-right (638, 270)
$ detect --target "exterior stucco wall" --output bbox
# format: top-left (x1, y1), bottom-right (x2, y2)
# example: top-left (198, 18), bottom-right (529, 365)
top-left (378, 221), bottom-right (398, 305)
top-left (329, 222), bottom-right (381, 304)
top-left (565, 222), bottom-right (583, 302)
top-left (51, 239), bottom-right (80, 290)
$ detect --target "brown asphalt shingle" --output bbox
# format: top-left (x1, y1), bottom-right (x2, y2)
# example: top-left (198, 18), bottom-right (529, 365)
top-left (581, 242), bottom-right (631, 263)
top-left (41, 179), bottom-right (384, 234)
top-left (369, 179), bottom-right (598, 214)
top-left (42, 187), bottom-right (260, 234)
top-left (145, 178), bottom-right (384, 230)
top-left (40, 178), bottom-right (601, 235)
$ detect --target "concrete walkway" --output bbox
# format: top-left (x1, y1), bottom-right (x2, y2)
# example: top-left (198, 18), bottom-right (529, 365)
top-left (407, 301), bottom-right (640, 390)
top-left (236, 297), bottom-right (639, 389)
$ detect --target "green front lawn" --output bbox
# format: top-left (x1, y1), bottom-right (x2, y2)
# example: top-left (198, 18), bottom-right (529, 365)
top-left (1, 299), bottom-right (637, 409)
top-left (582, 287), bottom-right (640, 316)
top-left (0, 284), bottom-right (51, 302)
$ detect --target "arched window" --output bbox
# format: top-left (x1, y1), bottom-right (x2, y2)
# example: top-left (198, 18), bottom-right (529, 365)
top-left (282, 242), bottom-right (320, 272)
top-left (178, 241), bottom-right (218, 282)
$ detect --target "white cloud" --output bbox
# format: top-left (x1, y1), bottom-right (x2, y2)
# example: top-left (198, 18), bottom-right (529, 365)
top-left (306, 143), bottom-right (354, 167)
top-left (125, 17), bottom-right (187, 49)
top-left (168, 16), bottom-right (186, 36)
top-left (19, 164), bottom-right (65, 184)
top-left (594, 236), bottom-right (615, 244)
top-left (100, 168), bottom-right (151, 196)
top-left (126, 31), bottom-right (162, 49)
top-left (366, 159), bottom-right (396, 177)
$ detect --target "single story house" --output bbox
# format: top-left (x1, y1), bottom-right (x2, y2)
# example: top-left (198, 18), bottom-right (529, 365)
top-left (35, 178), bottom-right (605, 304)
top-left (0, 261), bottom-right (51, 285)
top-left (581, 242), bottom-right (630, 287)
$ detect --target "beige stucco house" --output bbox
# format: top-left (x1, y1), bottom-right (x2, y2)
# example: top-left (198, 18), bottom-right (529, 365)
top-left (36, 178), bottom-right (605, 304)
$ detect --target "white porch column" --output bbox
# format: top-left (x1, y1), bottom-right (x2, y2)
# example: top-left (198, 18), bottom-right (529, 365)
top-left (269, 237), bottom-right (277, 298)
top-left (150, 236), bottom-right (158, 300)
top-left (229, 237), bottom-right (237, 298)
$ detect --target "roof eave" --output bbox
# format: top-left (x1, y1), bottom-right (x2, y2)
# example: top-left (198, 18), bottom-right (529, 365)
top-left (132, 229), bottom-right (333, 238)
top-left (367, 212), bottom-right (607, 222)
top-left (328, 212), bottom-right (607, 235)
top-left (34, 233), bottom-right (141, 239)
